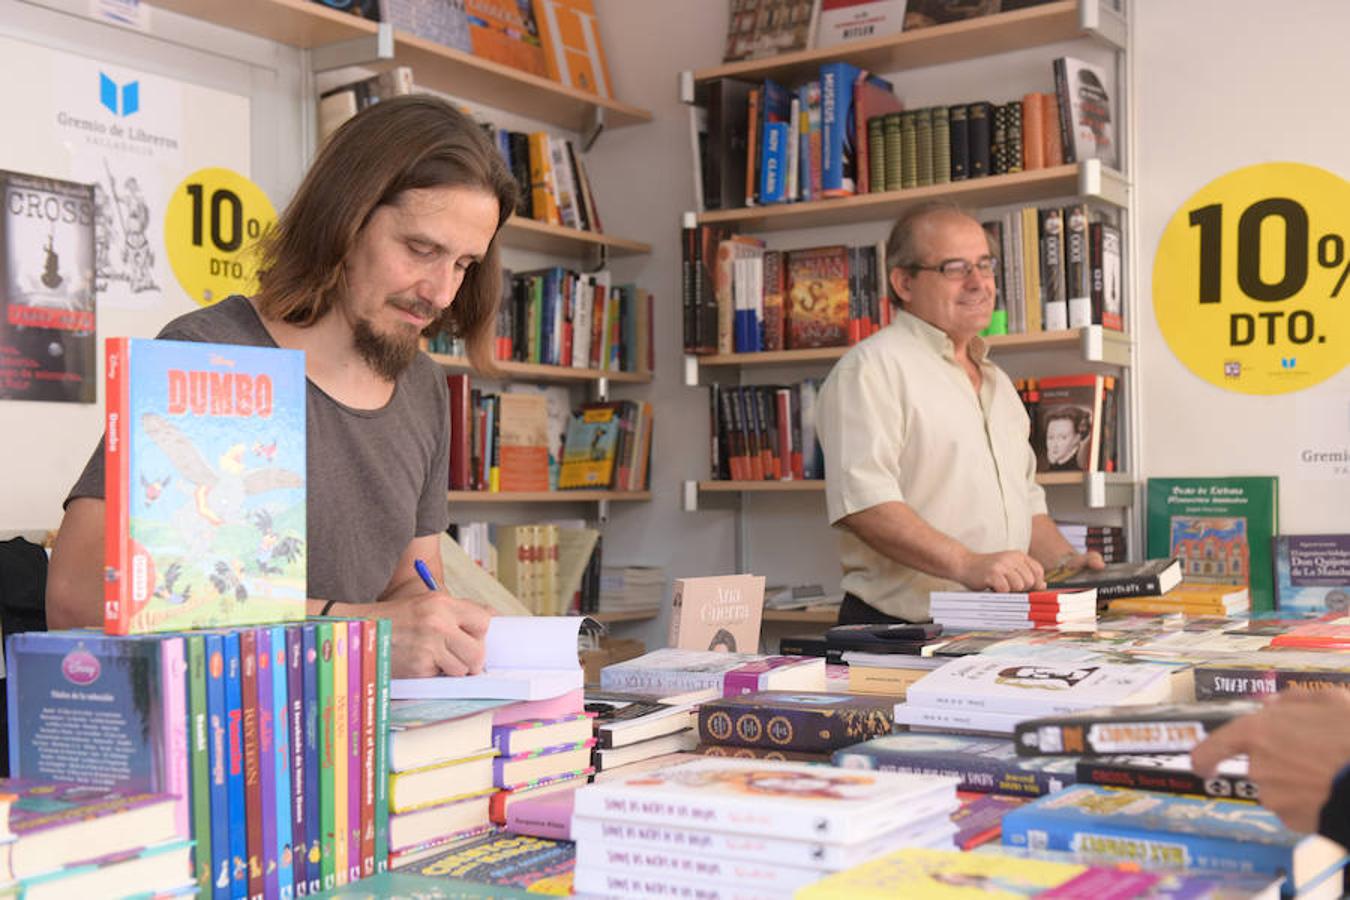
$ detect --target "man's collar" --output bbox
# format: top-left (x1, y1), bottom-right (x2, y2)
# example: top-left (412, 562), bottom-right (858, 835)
top-left (894, 308), bottom-right (989, 364)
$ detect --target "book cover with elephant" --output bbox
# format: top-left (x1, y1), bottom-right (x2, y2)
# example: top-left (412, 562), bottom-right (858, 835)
top-left (103, 337), bottom-right (306, 634)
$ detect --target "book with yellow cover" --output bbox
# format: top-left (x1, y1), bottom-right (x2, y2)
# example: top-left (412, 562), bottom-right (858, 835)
top-left (786, 245), bottom-right (849, 348)
top-left (558, 403), bottom-right (623, 490)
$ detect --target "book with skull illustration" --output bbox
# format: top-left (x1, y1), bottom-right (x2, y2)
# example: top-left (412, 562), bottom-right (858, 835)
top-left (104, 337), bottom-right (307, 634)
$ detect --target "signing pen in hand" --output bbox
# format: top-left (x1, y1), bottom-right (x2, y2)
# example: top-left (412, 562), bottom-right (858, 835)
top-left (413, 558), bottom-right (439, 592)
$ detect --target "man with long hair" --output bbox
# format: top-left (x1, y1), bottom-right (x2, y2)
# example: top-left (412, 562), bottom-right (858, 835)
top-left (46, 96), bottom-right (516, 678)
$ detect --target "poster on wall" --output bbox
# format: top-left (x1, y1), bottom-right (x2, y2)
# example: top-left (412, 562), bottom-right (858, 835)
top-left (1152, 162), bottom-right (1350, 396)
top-left (0, 35), bottom-right (251, 317)
top-left (0, 170), bottom-right (96, 402)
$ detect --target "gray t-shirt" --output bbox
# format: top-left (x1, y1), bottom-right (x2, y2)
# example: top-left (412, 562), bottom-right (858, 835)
top-left (68, 295), bottom-right (451, 606)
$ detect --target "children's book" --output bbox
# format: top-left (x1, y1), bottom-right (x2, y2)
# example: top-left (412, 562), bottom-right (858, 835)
top-left (1002, 784), bottom-right (1346, 894)
top-left (668, 573), bottom-right (766, 653)
top-left (557, 402), bottom-right (622, 489)
top-left (599, 648), bottom-right (826, 698)
top-left (395, 829), bottom-right (576, 893)
top-left (1146, 477), bottom-right (1279, 612)
top-left (104, 337), bottom-right (306, 634)
top-left (574, 757), bottom-right (958, 845)
top-left (1273, 533), bottom-right (1350, 613)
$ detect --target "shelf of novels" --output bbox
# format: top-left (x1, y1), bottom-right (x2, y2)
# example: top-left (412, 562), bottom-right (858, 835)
top-left (152, 0), bottom-right (654, 135)
top-left (429, 353), bottom-right (651, 385)
top-left (696, 479), bottom-right (825, 493)
top-left (692, 160), bottom-right (1128, 233)
top-left (684, 325), bottom-right (1131, 385)
top-left (685, 0), bottom-right (1124, 93)
top-left (447, 490), bottom-right (652, 504)
top-left (501, 216), bottom-right (651, 258)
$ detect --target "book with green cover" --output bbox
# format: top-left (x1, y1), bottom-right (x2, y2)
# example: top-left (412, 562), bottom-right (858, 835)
top-left (1146, 477), bottom-right (1279, 612)
top-left (187, 634), bottom-right (212, 894)
top-left (317, 620), bottom-right (336, 891)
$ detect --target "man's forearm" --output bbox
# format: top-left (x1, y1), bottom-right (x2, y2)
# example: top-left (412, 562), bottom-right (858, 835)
top-left (840, 501), bottom-right (972, 584)
top-left (1028, 514), bottom-right (1077, 569)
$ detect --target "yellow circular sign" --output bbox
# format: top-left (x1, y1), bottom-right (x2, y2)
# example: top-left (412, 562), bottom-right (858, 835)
top-left (164, 168), bottom-right (276, 308)
top-left (1153, 162), bottom-right (1350, 394)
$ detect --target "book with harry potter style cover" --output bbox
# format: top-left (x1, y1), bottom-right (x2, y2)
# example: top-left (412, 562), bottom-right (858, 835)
top-left (103, 338), bottom-right (307, 635)
top-left (697, 691), bottom-right (896, 753)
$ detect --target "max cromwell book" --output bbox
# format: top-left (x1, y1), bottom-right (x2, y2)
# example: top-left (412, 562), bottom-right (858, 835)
top-left (0, 170), bottom-right (97, 403)
top-left (104, 338), bottom-right (307, 635)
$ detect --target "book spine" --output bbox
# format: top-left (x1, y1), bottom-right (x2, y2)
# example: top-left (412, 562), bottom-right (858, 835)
top-left (286, 627), bottom-right (307, 897)
top-left (317, 622), bottom-right (336, 891)
top-left (820, 62), bottom-right (859, 196)
top-left (373, 619), bottom-right (392, 874)
top-left (949, 104), bottom-right (968, 181)
top-left (104, 337), bottom-right (131, 634)
top-left (346, 621), bottom-right (363, 885)
top-left (1075, 759), bottom-right (1256, 801)
top-left (1053, 59), bottom-right (1076, 164)
top-left (332, 623), bottom-right (349, 886)
top-left (188, 635), bottom-right (213, 894)
top-left (301, 624), bottom-right (322, 895)
top-left (1063, 204), bottom-right (1091, 327)
top-left (1039, 207), bottom-right (1067, 331)
top-left (161, 637), bottom-right (191, 848)
top-left (257, 629), bottom-right (278, 900)
top-left (205, 634), bottom-right (232, 899)
top-left (969, 102), bottom-right (991, 178)
top-left (224, 633), bottom-right (248, 896)
top-left (271, 627), bottom-right (294, 899)
top-left (240, 629), bottom-right (264, 900)
top-left (361, 619), bottom-right (377, 878)
top-left (1193, 666), bottom-right (1350, 700)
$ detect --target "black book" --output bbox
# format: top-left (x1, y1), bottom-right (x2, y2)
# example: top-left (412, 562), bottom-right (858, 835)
top-left (824, 622), bottom-right (943, 654)
top-left (948, 104), bottom-right (969, 181)
top-left (704, 77), bottom-right (756, 211)
top-left (507, 131), bottom-right (533, 219)
top-left (1014, 699), bottom-right (1259, 758)
top-left (1077, 754), bottom-right (1259, 801)
top-left (1045, 558), bottom-right (1183, 603)
top-left (967, 101), bottom-right (992, 178)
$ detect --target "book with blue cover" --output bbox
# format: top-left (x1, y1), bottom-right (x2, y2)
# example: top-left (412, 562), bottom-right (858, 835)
top-left (204, 633), bottom-right (233, 897)
top-left (1273, 533), bottom-right (1350, 613)
top-left (103, 337), bottom-right (306, 634)
top-left (1001, 784), bottom-right (1347, 893)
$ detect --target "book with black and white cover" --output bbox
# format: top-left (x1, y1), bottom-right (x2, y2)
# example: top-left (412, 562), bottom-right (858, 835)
top-left (1045, 558), bottom-right (1183, 602)
top-left (834, 732), bottom-right (1078, 797)
top-left (572, 757), bottom-right (958, 844)
top-left (594, 729), bottom-right (700, 772)
top-left (1053, 56), bottom-right (1118, 169)
top-left (1076, 753), bottom-right (1258, 801)
top-left (893, 703), bottom-right (1029, 736)
top-left (904, 656), bottom-right (1177, 719)
top-left (585, 691), bottom-right (698, 749)
top-left (1013, 699), bottom-right (1261, 757)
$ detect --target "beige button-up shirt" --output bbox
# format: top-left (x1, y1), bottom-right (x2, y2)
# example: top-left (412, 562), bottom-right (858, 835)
top-left (817, 309), bottom-right (1047, 621)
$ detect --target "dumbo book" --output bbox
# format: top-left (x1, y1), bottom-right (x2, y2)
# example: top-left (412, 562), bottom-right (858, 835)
top-left (104, 337), bottom-right (307, 634)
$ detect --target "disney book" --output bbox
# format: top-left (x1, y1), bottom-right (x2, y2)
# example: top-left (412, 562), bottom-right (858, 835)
top-left (104, 337), bottom-right (306, 634)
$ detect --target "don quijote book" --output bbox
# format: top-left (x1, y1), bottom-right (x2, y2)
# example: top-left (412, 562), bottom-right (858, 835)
top-left (104, 338), bottom-right (307, 634)
top-left (0, 170), bottom-right (97, 403)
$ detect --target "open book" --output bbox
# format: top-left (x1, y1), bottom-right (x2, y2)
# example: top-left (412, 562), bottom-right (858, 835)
top-left (390, 616), bottom-right (584, 701)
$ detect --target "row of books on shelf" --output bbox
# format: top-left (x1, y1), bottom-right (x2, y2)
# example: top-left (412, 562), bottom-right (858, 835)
top-left (495, 126), bottom-right (605, 234)
top-left (323, 0), bottom-right (614, 97)
top-left (451, 521), bottom-right (603, 617)
top-left (427, 273), bottom-right (651, 373)
top-left (445, 378), bottom-right (653, 493)
top-left (1020, 372), bottom-right (1123, 475)
top-left (5, 621), bottom-right (393, 898)
top-left (708, 380), bottom-right (824, 482)
top-left (695, 54), bottom-right (1115, 211)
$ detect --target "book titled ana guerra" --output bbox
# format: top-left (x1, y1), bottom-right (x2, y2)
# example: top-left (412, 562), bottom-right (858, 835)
top-left (668, 574), bottom-right (765, 654)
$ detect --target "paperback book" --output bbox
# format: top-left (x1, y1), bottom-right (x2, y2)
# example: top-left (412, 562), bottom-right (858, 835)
top-left (833, 732), bottom-right (1078, 797)
top-left (599, 648), bottom-right (826, 698)
top-left (1272, 533), bottom-right (1350, 613)
top-left (1012, 699), bottom-right (1260, 757)
top-left (668, 573), bottom-right (765, 653)
top-left (1077, 754), bottom-right (1258, 802)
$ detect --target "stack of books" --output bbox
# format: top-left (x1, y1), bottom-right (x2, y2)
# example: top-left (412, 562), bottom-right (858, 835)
top-left (571, 758), bottom-right (960, 898)
top-left (0, 783), bottom-right (190, 897)
top-left (1107, 582), bottom-right (1250, 616)
top-left (929, 587), bottom-right (1099, 632)
top-left (585, 690), bottom-right (703, 775)
top-left (489, 713), bottom-right (595, 827)
top-left (600, 648), bottom-right (826, 697)
top-left (7, 621), bottom-right (394, 898)
top-left (597, 566), bottom-right (665, 616)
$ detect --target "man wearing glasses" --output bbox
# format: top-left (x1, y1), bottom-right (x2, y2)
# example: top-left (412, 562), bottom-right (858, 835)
top-left (817, 202), bottom-right (1103, 625)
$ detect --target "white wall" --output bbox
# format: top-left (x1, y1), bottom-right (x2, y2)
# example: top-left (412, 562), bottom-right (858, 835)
top-left (1134, 0), bottom-right (1350, 531)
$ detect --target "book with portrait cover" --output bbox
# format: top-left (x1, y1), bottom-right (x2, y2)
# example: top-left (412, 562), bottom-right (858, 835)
top-left (1146, 477), bottom-right (1280, 612)
top-left (785, 245), bottom-right (850, 348)
top-left (668, 573), bottom-right (766, 653)
top-left (104, 338), bottom-right (307, 635)
top-left (1273, 533), bottom-right (1350, 613)
top-left (0, 170), bottom-right (96, 404)
top-left (1033, 374), bottom-right (1103, 473)
top-left (697, 691), bottom-right (895, 753)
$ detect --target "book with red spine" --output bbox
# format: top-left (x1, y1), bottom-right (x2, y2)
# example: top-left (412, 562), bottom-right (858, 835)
top-left (240, 628), bottom-right (264, 900)
top-left (447, 374), bottom-right (471, 490)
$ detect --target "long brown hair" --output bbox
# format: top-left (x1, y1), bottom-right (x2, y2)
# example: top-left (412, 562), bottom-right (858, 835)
top-left (255, 95), bottom-right (516, 372)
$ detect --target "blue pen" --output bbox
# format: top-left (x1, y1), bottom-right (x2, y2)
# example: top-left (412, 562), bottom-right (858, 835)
top-left (413, 558), bottom-right (439, 591)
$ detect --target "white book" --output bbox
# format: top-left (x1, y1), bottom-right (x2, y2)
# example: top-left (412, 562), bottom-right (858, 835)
top-left (571, 273), bottom-right (593, 369)
top-left (892, 702), bottom-right (1027, 735)
top-left (814, 0), bottom-right (907, 48)
top-left (573, 757), bottom-right (958, 844)
top-left (547, 135), bottom-right (580, 230)
top-left (571, 796), bottom-right (955, 871)
top-left (573, 866), bottom-right (783, 900)
top-left (391, 616), bottom-right (584, 701)
top-left (600, 648), bottom-right (826, 697)
top-left (576, 841), bottom-right (825, 893)
top-left (904, 656), bottom-right (1176, 718)
top-left (785, 94), bottom-right (801, 201)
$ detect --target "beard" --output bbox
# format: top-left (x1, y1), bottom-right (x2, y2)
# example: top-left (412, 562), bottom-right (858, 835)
top-left (352, 297), bottom-right (434, 380)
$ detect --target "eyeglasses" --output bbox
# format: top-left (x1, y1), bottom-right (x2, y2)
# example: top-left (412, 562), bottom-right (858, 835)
top-left (907, 256), bottom-right (999, 280)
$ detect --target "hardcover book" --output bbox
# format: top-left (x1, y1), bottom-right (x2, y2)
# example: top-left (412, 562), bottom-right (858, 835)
top-left (723, 0), bottom-right (818, 63)
top-left (697, 691), bottom-right (895, 753)
top-left (668, 573), bottom-right (766, 653)
top-left (833, 732), bottom-right (1078, 797)
top-left (0, 169), bottom-right (96, 404)
top-left (785, 245), bottom-right (850, 348)
top-left (1002, 785), bottom-right (1346, 893)
top-left (572, 757), bottom-right (958, 844)
top-left (816, 0), bottom-right (907, 48)
top-left (1146, 477), bottom-right (1280, 612)
top-left (104, 337), bottom-right (307, 635)
top-left (388, 698), bottom-right (512, 773)
top-left (1045, 558), bottom-right (1183, 603)
top-left (1053, 56), bottom-right (1118, 169)
top-left (1273, 533), bottom-right (1350, 613)
top-left (1012, 699), bottom-right (1260, 757)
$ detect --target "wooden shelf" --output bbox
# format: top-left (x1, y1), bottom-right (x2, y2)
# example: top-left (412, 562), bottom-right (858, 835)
top-left (501, 217), bottom-right (650, 257)
top-left (429, 353), bottom-right (651, 384)
top-left (150, 0), bottom-right (654, 134)
top-left (688, 0), bottom-right (1123, 89)
top-left (698, 480), bottom-right (825, 493)
top-left (590, 610), bottom-right (659, 624)
top-left (694, 162), bottom-right (1127, 233)
top-left (448, 490), bottom-right (651, 503)
top-left (762, 608), bottom-right (840, 624)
